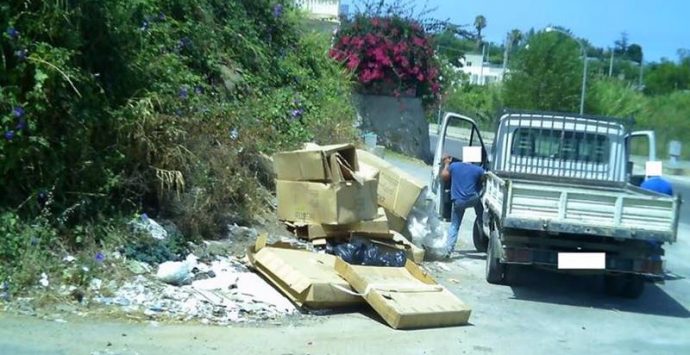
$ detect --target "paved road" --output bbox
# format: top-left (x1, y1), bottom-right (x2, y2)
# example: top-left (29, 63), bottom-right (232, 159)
top-left (383, 154), bottom-right (690, 355)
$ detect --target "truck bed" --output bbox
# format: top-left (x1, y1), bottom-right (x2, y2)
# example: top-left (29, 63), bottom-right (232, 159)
top-left (484, 172), bottom-right (680, 243)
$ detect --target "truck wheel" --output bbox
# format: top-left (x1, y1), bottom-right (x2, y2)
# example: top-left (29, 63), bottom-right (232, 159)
top-left (472, 218), bottom-right (488, 253)
top-left (486, 228), bottom-right (506, 284)
top-left (604, 274), bottom-right (645, 299)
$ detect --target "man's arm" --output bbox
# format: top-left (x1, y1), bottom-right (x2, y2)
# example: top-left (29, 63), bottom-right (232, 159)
top-left (441, 155), bottom-right (452, 182)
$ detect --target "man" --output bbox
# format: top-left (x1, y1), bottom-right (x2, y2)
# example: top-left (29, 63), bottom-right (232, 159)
top-left (441, 152), bottom-right (485, 258)
top-left (640, 175), bottom-right (673, 196)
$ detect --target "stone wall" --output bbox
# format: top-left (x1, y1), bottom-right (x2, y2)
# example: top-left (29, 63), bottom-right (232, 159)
top-left (352, 94), bottom-right (431, 163)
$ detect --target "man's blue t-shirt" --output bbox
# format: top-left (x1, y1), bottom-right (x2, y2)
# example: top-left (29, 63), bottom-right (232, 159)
top-left (640, 176), bottom-right (673, 196)
top-left (449, 162), bottom-right (485, 202)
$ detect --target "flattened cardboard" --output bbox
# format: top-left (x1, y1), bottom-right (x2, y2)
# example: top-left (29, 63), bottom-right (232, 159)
top-left (273, 144), bottom-right (358, 182)
top-left (357, 149), bottom-right (426, 219)
top-left (249, 246), bottom-right (362, 308)
top-left (276, 177), bottom-right (378, 225)
top-left (335, 259), bottom-right (471, 329)
top-left (291, 208), bottom-right (390, 240)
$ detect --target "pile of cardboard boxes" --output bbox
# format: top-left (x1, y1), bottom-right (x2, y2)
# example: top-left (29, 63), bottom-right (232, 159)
top-left (247, 143), bottom-right (471, 329)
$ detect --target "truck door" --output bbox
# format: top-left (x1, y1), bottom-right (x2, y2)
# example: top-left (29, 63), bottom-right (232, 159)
top-left (626, 130), bottom-right (657, 186)
top-left (431, 112), bottom-right (488, 221)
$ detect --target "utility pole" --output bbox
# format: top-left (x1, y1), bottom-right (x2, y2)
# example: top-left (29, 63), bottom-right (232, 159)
top-left (638, 52), bottom-right (644, 89)
top-left (608, 49), bottom-right (614, 77)
top-left (502, 34), bottom-right (509, 82)
top-left (479, 44), bottom-right (486, 85)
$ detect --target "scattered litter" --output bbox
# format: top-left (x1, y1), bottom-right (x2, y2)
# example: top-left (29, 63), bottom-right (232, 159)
top-left (54, 318), bottom-right (67, 323)
top-left (39, 273), bottom-right (49, 287)
top-left (95, 255), bottom-right (295, 324)
top-left (126, 260), bottom-right (152, 275)
top-left (90, 278), bottom-right (103, 291)
top-left (63, 255), bottom-right (76, 263)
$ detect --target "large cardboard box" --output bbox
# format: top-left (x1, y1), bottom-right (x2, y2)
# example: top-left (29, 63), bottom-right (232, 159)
top-left (335, 259), bottom-right (471, 329)
top-left (248, 243), bottom-right (362, 308)
top-left (290, 208), bottom-right (390, 240)
top-left (357, 149), bottom-right (426, 219)
top-left (276, 176), bottom-right (378, 225)
top-left (274, 144), bottom-right (358, 182)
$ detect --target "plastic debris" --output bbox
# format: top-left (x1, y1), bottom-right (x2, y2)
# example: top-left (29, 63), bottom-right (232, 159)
top-left (156, 254), bottom-right (198, 286)
top-left (406, 198), bottom-right (447, 259)
top-left (39, 273), bottom-right (49, 287)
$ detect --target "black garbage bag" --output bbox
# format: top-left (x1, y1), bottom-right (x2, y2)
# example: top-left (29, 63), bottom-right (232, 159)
top-left (330, 240), bottom-right (366, 264)
top-left (362, 244), bottom-right (407, 267)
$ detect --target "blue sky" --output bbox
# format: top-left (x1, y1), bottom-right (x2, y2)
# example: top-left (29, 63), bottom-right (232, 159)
top-left (342, 0), bottom-right (690, 63)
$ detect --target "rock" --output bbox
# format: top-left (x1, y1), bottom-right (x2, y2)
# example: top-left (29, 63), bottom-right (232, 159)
top-left (227, 224), bottom-right (258, 241)
top-left (129, 213), bottom-right (168, 240)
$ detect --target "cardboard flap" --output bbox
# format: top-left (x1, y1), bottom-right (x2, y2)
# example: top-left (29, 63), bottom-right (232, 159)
top-left (335, 258), bottom-right (471, 329)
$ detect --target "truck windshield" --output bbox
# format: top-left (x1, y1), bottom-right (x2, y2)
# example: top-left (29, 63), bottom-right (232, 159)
top-left (511, 128), bottom-right (610, 163)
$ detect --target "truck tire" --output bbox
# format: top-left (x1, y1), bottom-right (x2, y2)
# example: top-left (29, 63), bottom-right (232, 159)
top-left (604, 274), bottom-right (645, 299)
top-left (472, 218), bottom-right (488, 253)
top-left (486, 228), bottom-right (507, 284)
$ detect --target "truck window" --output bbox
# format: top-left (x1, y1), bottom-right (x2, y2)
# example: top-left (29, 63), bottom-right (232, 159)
top-left (511, 128), bottom-right (610, 163)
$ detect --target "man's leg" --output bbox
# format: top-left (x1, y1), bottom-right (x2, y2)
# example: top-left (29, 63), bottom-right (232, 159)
top-left (446, 200), bottom-right (467, 256)
top-left (473, 199), bottom-right (484, 227)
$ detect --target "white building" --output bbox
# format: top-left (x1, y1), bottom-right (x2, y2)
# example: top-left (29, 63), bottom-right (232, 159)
top-left (457, 53), bottom-right (507, 85)
top-left (294, 0), bottom-right (341, 22)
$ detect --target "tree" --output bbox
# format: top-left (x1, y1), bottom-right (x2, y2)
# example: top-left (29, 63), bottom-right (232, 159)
top-left (503, 30), bottom-right (584, 112)
top-left (627, 44), bottom-right (643, 63)
top-left (614, 32), bottom-right (629, 56)
top-left (509, 29), bottom-right (523, 49)
top-left (474, 15), bottom-right (486, 49)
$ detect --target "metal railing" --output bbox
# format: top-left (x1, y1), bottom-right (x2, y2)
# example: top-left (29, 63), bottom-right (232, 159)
top-left (295, 0), bottom-right (340, 19)
top-left (494, 112), bottom-right (630, 183)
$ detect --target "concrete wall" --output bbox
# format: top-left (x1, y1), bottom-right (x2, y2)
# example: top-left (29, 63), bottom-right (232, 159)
top-left (353, 94), bottom-right (432, 163)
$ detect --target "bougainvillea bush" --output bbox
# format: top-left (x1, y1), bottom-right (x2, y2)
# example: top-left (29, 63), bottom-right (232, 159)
top-left (330, 14), bottom-right (441, 105)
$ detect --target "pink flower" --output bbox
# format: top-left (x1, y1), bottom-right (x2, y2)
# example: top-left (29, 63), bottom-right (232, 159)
top-left (340, 35), bottom-right (351, 46)
top-left (412, 36), bottom-right (426, 47)
top-left (347, 55), bottom-right (361, 70)
top-left (371, 18), bottom-right (381, 27)
top-left (417, 73), bottom-right (425, 81)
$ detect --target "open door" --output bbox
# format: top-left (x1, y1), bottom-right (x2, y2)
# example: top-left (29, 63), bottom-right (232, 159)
top-left (626, 130), bottom-right (657, 186)
top-left (431, 112), bottom-right (488, 221)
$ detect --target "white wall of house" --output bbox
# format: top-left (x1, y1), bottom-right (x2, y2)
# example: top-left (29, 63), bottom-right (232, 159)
top-left (456, 53), bottom-right (507, 85)
top-left (295, 0), bottom-right (341, 21)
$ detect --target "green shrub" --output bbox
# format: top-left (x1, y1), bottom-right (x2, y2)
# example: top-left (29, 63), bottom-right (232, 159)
top-left (1, 0), bottom-right (358, 289)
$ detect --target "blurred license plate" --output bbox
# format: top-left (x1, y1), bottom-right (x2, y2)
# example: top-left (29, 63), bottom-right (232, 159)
top-left (558, 253), bottom-right (605, 269)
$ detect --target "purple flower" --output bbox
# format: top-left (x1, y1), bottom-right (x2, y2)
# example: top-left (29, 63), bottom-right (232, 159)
top-left (290, 109), bottom-right (303, 118)
top-left (12, 106), bottom-right (24, 118)
top-left (95, 252), bottom-right (106, 263)
top-left (273, 4), bottom-right (283, 18)
top-left (15, 118), bottom-right (27, 131)
top-left (141, 213), bottom-right (149, 222)
top-left (179, 86), bottom-right (189, 99)
top-left (4, 130), bottom-right (15, 141)
top-left (6, 27), bottom-right (19, 39)
top-left (14, 49), bottom-right (27, 61)
top-left (158, 12), bottom-right (166, 21)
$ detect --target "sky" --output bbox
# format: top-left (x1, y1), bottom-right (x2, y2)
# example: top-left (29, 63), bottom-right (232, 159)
top-left (342, 0), bottom-right (690, 63)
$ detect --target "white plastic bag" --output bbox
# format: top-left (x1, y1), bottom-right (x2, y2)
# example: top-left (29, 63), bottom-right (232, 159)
top-left (406, 198), bottom-right (448, 259)
top-left (156, 254), bottom-right (198, 286)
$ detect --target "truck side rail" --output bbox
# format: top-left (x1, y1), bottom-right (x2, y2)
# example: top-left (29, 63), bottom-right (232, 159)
top-left (483, 174), bottom-right (679, 243)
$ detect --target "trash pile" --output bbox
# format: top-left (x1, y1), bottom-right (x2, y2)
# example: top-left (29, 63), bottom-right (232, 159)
top-left (257, 143), bottom-right (471, 329)
top-left (95, 253), bottom-right (296, 324)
